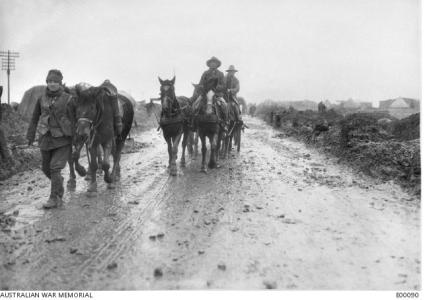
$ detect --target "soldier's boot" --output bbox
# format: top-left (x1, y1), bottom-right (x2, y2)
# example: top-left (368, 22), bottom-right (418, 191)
top-left (42, 171), bottom-right (63, 209)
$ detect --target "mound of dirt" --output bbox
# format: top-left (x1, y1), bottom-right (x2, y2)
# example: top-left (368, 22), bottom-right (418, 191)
top-left (259, 102), bottom-right (421, 195)
top-left (344, 139), bottom-right (420, 191)
top-left (0, 104), bottom-right (40, 181)
top-left (392, 113), bottom-right (420, 141)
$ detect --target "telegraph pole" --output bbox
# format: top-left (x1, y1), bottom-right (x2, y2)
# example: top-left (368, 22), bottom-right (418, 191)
top-left (0, 50), bottom-right (19, 105)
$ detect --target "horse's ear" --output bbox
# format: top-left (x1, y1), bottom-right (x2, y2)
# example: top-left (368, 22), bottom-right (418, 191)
top-left (171, 76), bottom-right (175, 85)
top-left (192, 83), bottom-right (196, 87)
top-left (158, 77), bottom-right (164, 85)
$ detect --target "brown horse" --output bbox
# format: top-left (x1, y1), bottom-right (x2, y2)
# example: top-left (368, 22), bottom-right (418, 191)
top-left (72, 85), bottom-right (134, 194)
top-left (176, 94), bottom-right (195, 167)
top-left (193, 79), bottom-right (229, 173)
top-left (158, 77), bottom-right (186, 176)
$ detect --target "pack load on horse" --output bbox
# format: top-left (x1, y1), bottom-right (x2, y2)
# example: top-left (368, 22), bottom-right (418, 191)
top-left (157, 76), bottom-right (193, 175)
top-left (71, 80), bottom-right (134, 194)
top-left (191, 56), bottom-right (229, 173)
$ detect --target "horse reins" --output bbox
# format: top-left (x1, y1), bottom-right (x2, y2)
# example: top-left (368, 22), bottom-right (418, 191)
top-left (77, 104), bottom-right (103, 167)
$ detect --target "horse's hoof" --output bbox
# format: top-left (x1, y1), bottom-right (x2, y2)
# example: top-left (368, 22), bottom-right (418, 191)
top-left (85, 174), bottom-right (92, 181)
top-left (67, 179), bottom-right (76, 190)
top-left (75, 165), bottom-right (87, 177)
top-left (180, 161), bottom-right (186, 168)
top-left (208, 162), bottom-right (217, 169)
top-left (107, 183), bottom-right (116, 189)
top-left (104, 174), bottom-right (113, 184)
top-left (201, 167), bottom-right (208, 174)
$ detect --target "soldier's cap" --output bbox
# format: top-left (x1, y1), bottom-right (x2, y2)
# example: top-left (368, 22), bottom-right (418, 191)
top-left (206, 56), bottom-right (221, 68)
top-left (46, 69), bottom-right (63, 83)
top-left (226, 65), bottom-right (238, 72)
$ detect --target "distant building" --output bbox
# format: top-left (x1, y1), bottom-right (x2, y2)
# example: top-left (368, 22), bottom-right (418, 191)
top-left (379, 97), bottom-right (420, 119)
top-left (285, 100), bottom-right (317, 111)
top-left (359, 102), bottom-right (373, 110)
top-left (339, 98), bottom-right (359, 109)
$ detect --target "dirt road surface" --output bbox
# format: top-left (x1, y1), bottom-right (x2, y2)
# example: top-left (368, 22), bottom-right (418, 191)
top-left (0, 117), bottom-right (420, 290)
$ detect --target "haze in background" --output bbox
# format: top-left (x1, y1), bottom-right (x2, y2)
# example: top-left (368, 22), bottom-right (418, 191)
top-left (0, 0), bottom-right (420, 105)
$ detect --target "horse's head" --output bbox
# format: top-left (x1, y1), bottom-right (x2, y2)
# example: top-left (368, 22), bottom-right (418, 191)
top-left (74, 86), bottom-right (105, 141)
top-left (158, 76), bottom-right (177, 116)
top-left (191, 83), bottom-right (203, 100)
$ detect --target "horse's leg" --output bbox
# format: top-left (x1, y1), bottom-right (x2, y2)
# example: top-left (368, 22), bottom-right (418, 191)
top-left (187, 130), bottom-right (194, 156)
top-left (228, 123), bottom-right (234, 153)
top-left (221, 129), bottom-right (227, 159)
top-left (112, 138), bottom-right (124, 182)
top-left (166, 136), bottom-right (172, 169)
top-left (87, 146), bottom-right (98, 195)
top-left (194, 130), bottom-right (199, 157)
top-left (200, 132), bottom-right (207, 173)
top-left (97, 145), bottom-right (104, 174)
top-left (67, 152), bottom-right (77, 190)
top-left (208, 132), bottom-right (218, 169)
top-left (102, 140), bottom-right (113, 184)
top-left (170, 132), bottom-right (182, 176)
top-left (180, 129), bottom-right (188, 167)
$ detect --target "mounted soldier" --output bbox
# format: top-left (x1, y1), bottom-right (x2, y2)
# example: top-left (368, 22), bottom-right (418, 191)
top-left (26, 69), bottom-right (74, 209)
top-left (224, 65), bottom-right (241, 112)
top-left (192, 56), bottom-right (228, 131)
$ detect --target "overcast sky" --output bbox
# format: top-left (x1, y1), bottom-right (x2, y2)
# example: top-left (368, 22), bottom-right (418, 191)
top-left (0, 0), bottom-right (420, 105)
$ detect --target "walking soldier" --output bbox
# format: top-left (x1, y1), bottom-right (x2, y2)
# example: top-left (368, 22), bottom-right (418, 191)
top-left (26, 69), bottom-right (74, 209)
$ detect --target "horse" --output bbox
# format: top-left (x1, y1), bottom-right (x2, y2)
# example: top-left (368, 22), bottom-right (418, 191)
top-left (72, 85), bottom-right (134, 194)
top-left (193, 79), bottom-right (228, 173)
top-left (175, 94), bottom-right (194, 168)
top-left (158, 76), bottom-right (188, 176)
top-left (189, 83), bottom-right (203, 156)
top-left (223, 93), bottom-right (242, 157)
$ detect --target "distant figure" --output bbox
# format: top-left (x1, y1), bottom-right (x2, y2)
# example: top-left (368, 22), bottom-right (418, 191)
top-left (249, 104), bottom-right (256, 117)
top-left (318, 101), bottom-right (327, 113)
top-left (275, 113), bottom-right (281, 128)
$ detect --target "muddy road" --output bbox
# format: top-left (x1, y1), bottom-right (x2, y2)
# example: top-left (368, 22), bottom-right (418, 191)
top-left (0, 117), bottom-right (420, 290)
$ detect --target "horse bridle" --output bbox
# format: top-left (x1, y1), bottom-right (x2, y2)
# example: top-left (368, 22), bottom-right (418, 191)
top-left (161, 93), bottom-right (182, 117)
top-left (77, 113), bottom-right (102, 149)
